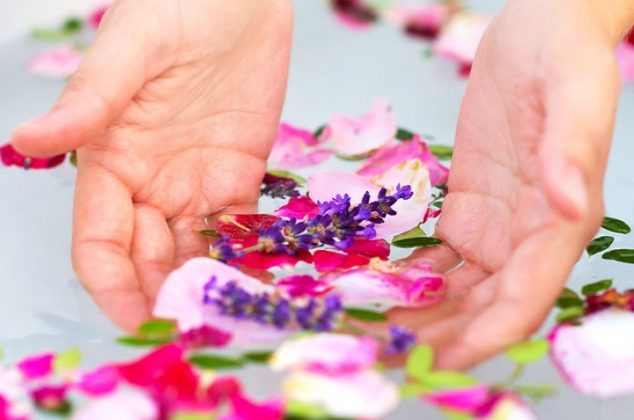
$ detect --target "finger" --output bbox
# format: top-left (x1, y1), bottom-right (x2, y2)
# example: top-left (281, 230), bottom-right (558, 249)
top-left (404, 242), bottom-right (462, 273)
top-left (434, 226), bottom-right (585, 369)
top-left (72, 165), bottom-right (150, 331)
top-left (131, 205), bottom-right (175, 306)
top-left (540, 49), bottom-right (620, 219)
top-left (11, 1), bottom-right (169, 157)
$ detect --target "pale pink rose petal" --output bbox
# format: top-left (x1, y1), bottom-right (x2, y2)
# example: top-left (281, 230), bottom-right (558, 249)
top-left (617, 41), bottom-right (634, 83)
top-left (269, 123), bottom-right (332, 170)
top-left (327, 100), bottom-right (397, 157)
top-left (71, 388), bottom-right (158, 420)
top-left (433, 12), bottom-right (491, 76)
top-left (357, 136), bottom-right (449, 186)
top-left (28, 45), bottom-right (84, 79)
top-left (153, 258), bottom-right (289, 348)
top-left (373, 158), bottom-right (432, 237)
top-left (270, 334), bottom-right (378, 374)
top-left (323, 259), bottom-right (444, 310)
top-left (281, 370), bottom-right (399, 419)
top-left (308, 170), bottom-right (379, 205)
top-left (0, 367), bottom-right (30, 420)
top-left (549, 308), bottom-right (634, 398)
top-left (88, 4), bottom-right (110, 29)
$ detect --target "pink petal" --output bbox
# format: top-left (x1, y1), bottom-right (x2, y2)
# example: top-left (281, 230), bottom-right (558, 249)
top-left (433, 12), bottom-right (491, 74)
top-left (31, 385), bottom-right (68, 411)
top-left (331, 0), bottom-right (378, 30)
top-left (88, 4), bottom-right (110, 29)
top-left (549, 309), bottom-right (634, 398)
top-left (382, 4), bottom-right (449, 39)
top-left (117, 344), bottom-right (185, 388)
top-left (424, 385), bottom-right (490, 412)
top-left (77, 366), bottom-right (120, 396)
top-left (1, 144), bottom-right (66, 170)
top-left (343, 239), bottom-right (390, 259)
top-left (276, 275), bottom-right (334, 297)
top-left (224, 395), bottom-right (284, 420)
top-left (274, 196), bottom-right (320, 219)
top-left (308, 170), bottom-right (379, 205)
top-left (269, 123), bottom-right (332, 170)
top-left (179, 325), bottom-right (232, 350)
top-left (327, 100), bottom-right (397, 157)
top-left (28, 45), bottom-right (84, 79)
top-left (313, 250), bottom-right (370, 273)
top-left (17, 353), bottom-right (54, 380)
top-left (617, 41), bottom-right (634, 83)
top-left (72, 388), bottom-right (158, 420)
top-left (216, 214), bottom-right (280, 241)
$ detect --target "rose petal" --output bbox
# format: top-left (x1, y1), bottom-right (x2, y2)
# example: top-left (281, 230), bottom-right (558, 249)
top-left (269, 123), bottom-right (332, 169)
top-left (274, 196), bottom-right (320, 219)
top-left (313, 250), bottom-right (370, 272)
top-left (1, 144), bottom-right (66, 170)
top-left (28, 45), bottom-right (84, 79)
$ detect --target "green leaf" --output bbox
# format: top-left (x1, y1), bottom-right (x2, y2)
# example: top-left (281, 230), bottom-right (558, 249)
top-left (31, 28), bottom-right (73, 41)
top-left (62, 17), bottom-right (83, 33)
top-left (505, 339), bottom-right (549, 365)
top-left (395, 128), bottom-right (416, 141)
top-left (392, 237), bottom-right (442, 249)
top-left (188, 354), bottom-right (244, 370)
top-left (555, 288), bottom-right (583, 309)
top-left (344, 307), bottom-right (388, 322)
top-left (602, 217), bottom-right (631, 234)
top-left (420, 370), bottom-right (479, 391)
top-left (69, 151), bottom-right (78, 167)
top-left (266, 169), bottom-right (307, 184)
top-left (400, 382), bottom-right (430, 398)
top-left (406, 345), bottom-right (434, 382)
top-left (313, 125), bottom-right (326, 138)
top-left (393, 224), bottom-right (426, 241)
top-left (602, 249), bottom-right (634, 264)
top-left (429, 144), bottom-right (453, 160)
top-left (138, 319), bottom-right (176, 337)
top-left (199, 229), bottom-right (219, 237)
top-left (441, 410), bottom-right (472, 420)
top-left (581, 279), bottom-right (613, 296)
top-left (556, 306), bottom-right (584, 324)
top-left (513, 384), bottom-right (558, 403)
top-left (117, 336), bottom-right (173, 347)
top-left (285, 400), bottom-right (331, 420)
top-left (242, 351), bottom-right (273, 364)
top-left (172, 413), bottom-right (214, 420)
top-left (586, 236), bottom-right (614, 256)
top-left (53, 348), bottom-right (82, 371)
top-left (36, 400), bottom-right (73, 416)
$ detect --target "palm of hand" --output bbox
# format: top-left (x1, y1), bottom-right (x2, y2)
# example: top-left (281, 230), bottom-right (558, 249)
top-left (69, 0), bottom-right (293, 329)
top-left (390, 0), bottom-right (620, 369)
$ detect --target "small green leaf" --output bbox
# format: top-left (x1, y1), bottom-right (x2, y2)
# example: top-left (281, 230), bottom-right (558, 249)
top-left (420, 370), bottom-right (479, 391)
top-left (393, 224), bottom-right (426, 241)
top-left (62, 17), bottom-right (83, 33)
top-left (344, 308), bottom-right (388, 322)
top-left (392, 237), bottom-right (442, 249)
top-left (266, 169), bottom-right (307, 184)
top-left (556, 306), bottom-right (584, 324)
top-left (602, 249), bottom-right (634, 264)
top-left (555, 288), bottom-right (583, 309)
top-left (513, 384), bottom-right (558, 403)
top-left (172, 413), bottom-right (214, 420)
top-left (53, 348), bottom-right (82, 371)
top-left (429, 144), bottom-right (453, 160)
top-left (35, 400), bottom-right (73, 416)
top-left (69, 151), bottom-right (78, 167)
top-left (406, 345), bottom-right (434, 382)
top-left (395, 128), bottom-right (416, 141)
top-left (285, 400), bottom-right (331, 420)
top-left (505, 339), bottom-right (549, 365)
top-left (400, 382), bottom-right (430, 398)
top-left (199, 229), bottom-right (219, 237)
top-left (117, 336), bottom-right (172, 347)
top-left (313, 125), bottom-right (326, 138)
top-left (586, 236), bottom-right (614, 256)
top-left (601, 217), bottom-right (631, 234)
top-left (581, 279), bottom-right (613, 296)
top-left (31, 28), bottom-right (72, 41)
top-left (188, 354), bottom-right (244, 370)
top-left (242, 351), bottom-right (273, 364)
top-left (138, 319), bottom-right (176, 337)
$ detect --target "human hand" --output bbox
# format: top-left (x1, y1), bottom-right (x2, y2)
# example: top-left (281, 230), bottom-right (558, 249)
top-left (11, 0), bottom-right (293, 330)
top-left (390, 0), bottom-right (625, 369)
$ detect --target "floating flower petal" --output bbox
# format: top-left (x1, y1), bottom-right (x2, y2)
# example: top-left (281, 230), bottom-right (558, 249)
top-left (1, 144), bottom-right (66, 170)
top-left (269, 123), bottom-right (332, 170)
top-left (28, 44), bottom-right (84, 79)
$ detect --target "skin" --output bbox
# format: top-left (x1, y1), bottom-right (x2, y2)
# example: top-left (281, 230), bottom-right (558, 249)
top-left (10, 0), bottom-right (634, 367)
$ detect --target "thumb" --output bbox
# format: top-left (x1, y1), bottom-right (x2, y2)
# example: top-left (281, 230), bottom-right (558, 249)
top-left (11, 1), bottom-right (162, 157)
top-left (539, 50), bottom-right (621, 220)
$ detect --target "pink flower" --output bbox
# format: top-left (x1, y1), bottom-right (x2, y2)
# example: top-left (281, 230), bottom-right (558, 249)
top-left (425, 386), bottom-right (535, 419)
top-left (269, 123), bottom-right (332, 169)
top-left (71, 388), bottom-right (158, 420)
top-left (357, 136), bottom-right (449, 187)
top-left (549, 308), bottom-right (634, 398)
top-left (382, 4), bottom-right (449, 40)
top-left (1, 144), bottom-right (66, 170)
top-left (322, 258), bottom-right (444, 310)
top-left (617, 40), bottom-right (634, 83)
top-left (16, 353), bottom-right (54, 380)
top-left (28, 45), bottom-right (84, 79)
top-left (325, 100), bottom-right (397, 157)
top-left (331, 0), bottom-right (379, 30)
top-left (153, 258), bottom-right (290, 348)
top-left (274, 196), bottom-right (320, 219)
top-left (271, 334), bottom-right (398, 419)
top-left (88, 4), bottom-right (110, 29)
top-left (433, 12), bottom-right (491, 77)
top-left (308, 158), bottom-right (432, 238)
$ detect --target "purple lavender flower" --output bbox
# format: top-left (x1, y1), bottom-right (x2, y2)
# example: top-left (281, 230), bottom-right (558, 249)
top-left (209, 237), bottom-right (242, 262)
top-left (385, 326), bottom-right (417, 354)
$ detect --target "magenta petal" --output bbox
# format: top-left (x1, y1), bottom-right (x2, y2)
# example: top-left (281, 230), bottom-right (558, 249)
top-left (17, 353), bottom-right (54, 380)
top-left (269, 123), bottom-right (332, 170)
top-left (1, 144), bottom-right (66, 170)
top-left (225, 395), bottom-right (284, 420)
top-left (424, 385), bottom-right (491, 413)
top-left (274, 196), bottom-right (320, 218)
top-left (617, 41), bottom-right (634, 83)
top-left (179, 325), bottom-right (232, 350)
top-left (343, 239), bottom-right (390, 259)
top-left (313, 250), bottom-right (370, 273)
top-left (117, 344), bottom-right (185, 388)
top-left (88, 4), bottom-right (110, 29)
top-left (276, 275), bottom-right (333, 297)
top-left (78, 366), bottom-right (120, 396)
top-left (31, 385), bottom-right (68, 411)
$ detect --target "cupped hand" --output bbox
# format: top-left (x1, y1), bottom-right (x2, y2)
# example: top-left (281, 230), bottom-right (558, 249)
top-left (11, 0), bottom-right (293, 330)
top-left (390, 0), bottom-right (622, 369)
